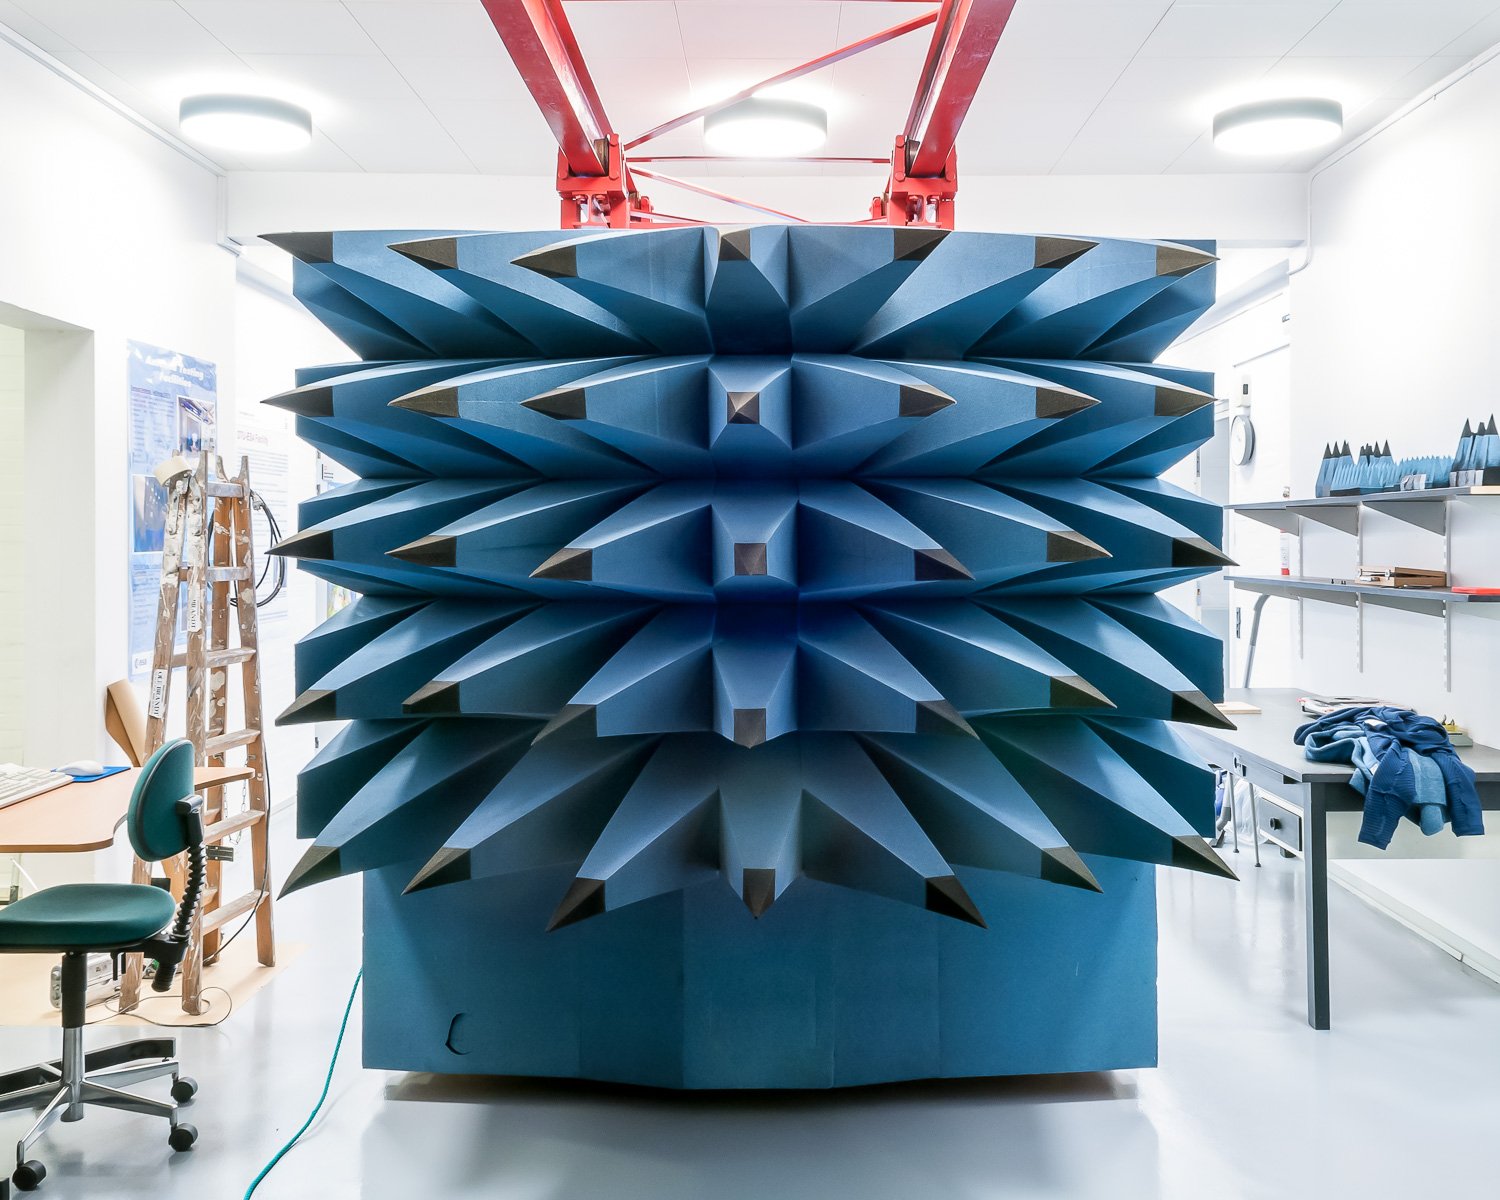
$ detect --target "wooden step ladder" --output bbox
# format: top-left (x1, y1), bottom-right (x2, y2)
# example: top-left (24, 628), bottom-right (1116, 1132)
top-left (120, 453), bottom-right (275, 1015)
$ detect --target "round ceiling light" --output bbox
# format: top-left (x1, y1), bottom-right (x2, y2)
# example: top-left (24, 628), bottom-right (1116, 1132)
top-left (703, 97), bottom-right (828, 157)
top-left (179, 94), bottom-right (313, 153)
top-left (1212, 97), bottom-right (1342, 155)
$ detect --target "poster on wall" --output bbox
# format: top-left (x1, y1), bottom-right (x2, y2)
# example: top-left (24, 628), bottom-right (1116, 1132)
top-left (127, 340), bottom-right (217, 679)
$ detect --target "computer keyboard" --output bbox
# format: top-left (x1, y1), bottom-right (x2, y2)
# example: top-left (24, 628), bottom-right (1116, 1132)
top-left (0, 765), bottom-right (72, 810)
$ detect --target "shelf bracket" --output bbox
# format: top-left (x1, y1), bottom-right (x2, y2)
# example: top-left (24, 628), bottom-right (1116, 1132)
top-left (1355, 594), bottom-right (1364, 673)
top-left (1444, 601), bottom-right (1453, 691)
top-left (1363, 497), bottom-right (1449, 535)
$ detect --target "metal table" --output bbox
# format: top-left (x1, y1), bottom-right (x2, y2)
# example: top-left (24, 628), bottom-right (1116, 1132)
top-left (1185, 688), bottom-right (1500, 1029)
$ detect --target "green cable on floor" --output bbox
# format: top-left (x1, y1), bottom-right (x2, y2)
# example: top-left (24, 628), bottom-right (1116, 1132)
top-left (244, 969), bottom-right (363, 1199)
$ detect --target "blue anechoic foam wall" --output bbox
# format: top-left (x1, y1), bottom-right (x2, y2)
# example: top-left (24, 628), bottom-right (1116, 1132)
top-left (268, 225), bottom-right (1231, 1088)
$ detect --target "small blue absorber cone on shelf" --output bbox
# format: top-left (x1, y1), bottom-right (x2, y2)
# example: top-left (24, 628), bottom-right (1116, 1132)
top-left (1454, 419), bottom-right (1476, 475)
top-left (1314, 443), bottom-right (1334, 497)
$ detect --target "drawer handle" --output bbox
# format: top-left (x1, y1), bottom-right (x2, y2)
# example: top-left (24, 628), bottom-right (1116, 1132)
top-left (1268, 818), bottom-right (1282, 830)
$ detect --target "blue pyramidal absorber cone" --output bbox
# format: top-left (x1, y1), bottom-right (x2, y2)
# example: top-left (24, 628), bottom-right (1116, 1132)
top-left (270, 224), bottom-right (1229, 1088)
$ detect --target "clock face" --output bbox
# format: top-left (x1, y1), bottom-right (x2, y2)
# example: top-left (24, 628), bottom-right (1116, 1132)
top-left (1230, 414), bottom-right (1255, 465)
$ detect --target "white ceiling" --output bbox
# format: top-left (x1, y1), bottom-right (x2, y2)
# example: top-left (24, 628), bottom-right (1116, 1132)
top-left (2, 0), bottom-right (1497, 177)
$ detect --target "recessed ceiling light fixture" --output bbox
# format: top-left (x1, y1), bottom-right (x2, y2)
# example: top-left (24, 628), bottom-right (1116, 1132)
top-left (1212, 97), bottom-right (1342, 155)
top-left (179, 94), bottom-right (313, 153)
top-left (703, 97), bottom-right (828, 157)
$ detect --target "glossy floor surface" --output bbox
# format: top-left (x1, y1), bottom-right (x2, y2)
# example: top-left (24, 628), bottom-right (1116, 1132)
top-left (2, 826), bottom-right (1497, 1200)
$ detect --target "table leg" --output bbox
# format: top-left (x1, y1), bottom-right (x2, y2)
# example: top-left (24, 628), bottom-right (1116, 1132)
top-left (1247, 780), bottom-right (1261, 868)
top-left (1304, 782), bottom-right (1331, 1030)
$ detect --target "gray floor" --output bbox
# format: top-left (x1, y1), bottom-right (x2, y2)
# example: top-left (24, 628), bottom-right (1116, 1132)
top-left (3, 828), bottom-right (1499, 1200)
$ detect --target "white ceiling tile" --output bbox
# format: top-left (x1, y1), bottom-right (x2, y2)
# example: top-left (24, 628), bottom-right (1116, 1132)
top-left (1439, 9), bottom-right (1500, 59)
top-left (342, 1), bottom-right (508, 58)
top-left (1290, 2), bottom-right (1499, 57)
top-left (677, 4), bottom-right (842, 60)
top-left (426, 98), bottom-right (559, 174)
top-left (686, 56), bottom-right (819, 104)
top-left (10, 0), bottom-right (1494, 181)
top-left (1103, 55), bottom-right (1274, 106)
top-left (384, 53), bottom-right (534, 103)
top-left (1165, 132), bottom-right (1259, 174)
top-left (1051, 100), bottom-right (1202, 173)
top-left (588, 57), bottom-right (695, 140)
top-left (590, 54), bottom-right (694, 92)
top-left (976, 56), bottom-right (1133, 109)
top-left (229, 128), bottom-right (360, 173)
top-left (828, 99), bottom-right (905, 151)
top-left (241, 53), bottom-right (418, 106)
top-left (831, 52), bottom-right (928, 97)
top-left (958, 99), bottom-right (1104, 173)
top-left (318, 96), bottom-right (475, 172)
top-left (567, 1), bottom-right (683, 62)
top-left (1256, 55), bottom-right (1431, 115)
top-left (830, 2), bottom-right (943, 61)
top-left (178, 2), bottom-right (377, 56)
top-left (81, 49), bottom-right (256, 95)
top-left (45, 48), bottom-right (159, 114)
top-left (995, 3), bottom-right (1172, 59)
top-left (0, 0), bottom-right (79, 55)
top-left (14, 1), bottom-right (229, 53)
top-left (1138, 4), bottom-right (1335, 58)
top-left (1363, 54), bottom-right (1473, 109)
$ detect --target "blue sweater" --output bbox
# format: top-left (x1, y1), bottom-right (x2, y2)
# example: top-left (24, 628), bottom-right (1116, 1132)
top-left (1294, 706), bottom-right (1485, 849)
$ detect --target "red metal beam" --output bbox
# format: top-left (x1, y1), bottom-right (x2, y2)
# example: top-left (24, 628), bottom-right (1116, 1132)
top-left (633, 156), bottom-right (888, 165)
top-left (625, 7), bottom-right (940, 152)
top-left (630, 168), bottom-right (810, 224)
top-left (477, 1), bottom-right (1018, 229)
top-left (480, 0), bottom-right (614, 177)
top-left (903, 0), bottom-right (1016, 177)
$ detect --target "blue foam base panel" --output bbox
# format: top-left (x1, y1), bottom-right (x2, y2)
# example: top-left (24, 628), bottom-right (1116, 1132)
top-left (362, 855), bottom-right (1155, 1089)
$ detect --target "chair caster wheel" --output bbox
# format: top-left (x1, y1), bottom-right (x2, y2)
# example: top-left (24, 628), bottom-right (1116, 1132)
top-left (13, 1160), bottom-right (46, 1191)
top-left (171, 1077), bottom-right (198, 1103)
top-left (168, 1124), bottom-right (198, 1152)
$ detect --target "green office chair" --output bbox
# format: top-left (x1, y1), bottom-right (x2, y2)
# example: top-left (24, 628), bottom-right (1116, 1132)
top-left (0, 739), bottom-right (205, 1191)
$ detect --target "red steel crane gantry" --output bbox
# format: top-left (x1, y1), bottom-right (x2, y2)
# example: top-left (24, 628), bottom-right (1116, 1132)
top-left (478, 0), bottom-right (1016, 229)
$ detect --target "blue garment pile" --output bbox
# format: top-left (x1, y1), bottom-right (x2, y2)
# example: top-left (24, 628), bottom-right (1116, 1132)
top-left (1294, 707), bottom-right (1484, 849)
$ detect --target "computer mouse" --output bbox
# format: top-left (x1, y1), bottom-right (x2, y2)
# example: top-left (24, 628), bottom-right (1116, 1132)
top-left (58, 760), bottom-right (105, 777)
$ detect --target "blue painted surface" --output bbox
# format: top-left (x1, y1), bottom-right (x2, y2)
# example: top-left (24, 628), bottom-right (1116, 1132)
top-left (271, 226), bottom-right (1226, 1087)
top-left (363, 856), bottom-right (1157, 1088)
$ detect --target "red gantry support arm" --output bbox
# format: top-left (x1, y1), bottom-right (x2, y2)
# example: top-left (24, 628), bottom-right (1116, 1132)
top-left (480, 0), bottom-right (638, 226)
top-left (878, 0), bottom-right (1017, 228)
top-left (483, 1), bottom-right (1015, 230)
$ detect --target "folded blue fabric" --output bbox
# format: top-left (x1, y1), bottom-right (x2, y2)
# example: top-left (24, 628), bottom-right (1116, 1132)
top-left (1295, 706), bottom-right (1483, 849)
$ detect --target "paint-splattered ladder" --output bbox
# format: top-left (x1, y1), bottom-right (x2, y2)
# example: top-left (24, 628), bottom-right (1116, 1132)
top-left (119, 453), bottom-right (275, 1016)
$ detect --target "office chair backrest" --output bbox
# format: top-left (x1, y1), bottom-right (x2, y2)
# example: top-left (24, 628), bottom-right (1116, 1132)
top-left (127, 739), bottom-right (197, 862)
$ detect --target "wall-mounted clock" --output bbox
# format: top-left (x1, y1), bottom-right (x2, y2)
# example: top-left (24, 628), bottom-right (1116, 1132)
top-left (1229, 413), bottom-right (1256, 465)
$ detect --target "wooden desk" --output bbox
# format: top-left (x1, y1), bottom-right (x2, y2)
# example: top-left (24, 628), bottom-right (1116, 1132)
top-left (0, 766), bottom-right (253, 854)
top-left (1186, 689), bottom-right (1500, 1030)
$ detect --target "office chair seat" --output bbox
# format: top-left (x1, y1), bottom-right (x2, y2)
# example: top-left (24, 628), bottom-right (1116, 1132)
top-left (0, 740), bottom-right (206, 1192)
top-left (0, 885), bottom-right (177, 952)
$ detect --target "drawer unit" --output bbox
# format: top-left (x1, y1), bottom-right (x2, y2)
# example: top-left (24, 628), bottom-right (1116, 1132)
top-left (1257, 794), bottom-right (1303, 856)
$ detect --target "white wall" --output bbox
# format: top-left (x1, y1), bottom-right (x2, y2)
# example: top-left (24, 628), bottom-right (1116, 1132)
top-left (0, 37), bottom-right (339, 890)
top-left (227, 170), bottom-right (1306, 245)
top-left (1252, 54), bottom-right (1500, 866)
top-left (1290, 52), bottom-right (1500, 760)
top-left (1164, 283), bottom-right (1297, 692)
top-left (0, 325), bottom-right (22, 762)
top-left (0, 34), bottom-right (234, 778)
top-left (230, 273), bottom-right (350, 815)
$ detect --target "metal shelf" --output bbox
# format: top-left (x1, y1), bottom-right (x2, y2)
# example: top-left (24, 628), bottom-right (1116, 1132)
top-left (1226, 575), bottom-right (1500, 688)
top-left (1226, 574), bottom-right (1500, 611)
top-left (1228, 486), bottom-right (1500, 535)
